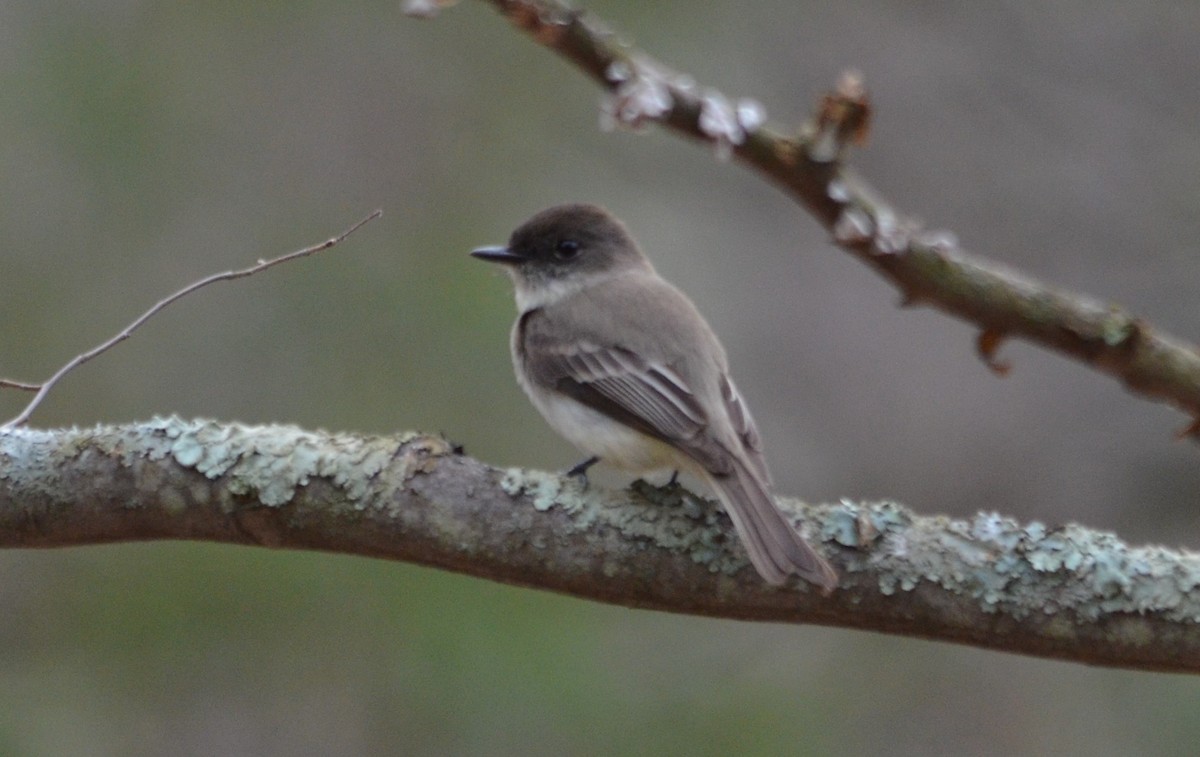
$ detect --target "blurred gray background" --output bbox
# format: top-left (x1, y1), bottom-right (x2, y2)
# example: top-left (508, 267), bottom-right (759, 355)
top-left (2, 1), bottom-right (1199, 754)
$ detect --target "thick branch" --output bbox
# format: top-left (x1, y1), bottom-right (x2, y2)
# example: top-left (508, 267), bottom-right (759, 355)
top-left (472, 0), bottom-right (1200, 427)
top-left (2, 419), bottom-right (1198, 673)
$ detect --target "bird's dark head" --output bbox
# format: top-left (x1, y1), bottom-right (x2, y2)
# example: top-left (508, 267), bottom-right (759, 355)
top-left (472, 205), bottom-right (652, 306)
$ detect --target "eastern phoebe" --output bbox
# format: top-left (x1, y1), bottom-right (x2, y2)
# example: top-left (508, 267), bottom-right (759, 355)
top-left (472, 204), bottom-right (837, 590)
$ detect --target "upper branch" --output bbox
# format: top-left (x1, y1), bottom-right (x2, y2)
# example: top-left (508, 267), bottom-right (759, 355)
top-left (2, 418), bottom-right (1198, 673)
top-left (473, 0), bottom-right (1200, 427)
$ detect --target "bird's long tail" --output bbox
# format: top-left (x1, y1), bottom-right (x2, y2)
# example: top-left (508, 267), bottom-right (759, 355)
top-left (702, 459), bottom-right (838, 591)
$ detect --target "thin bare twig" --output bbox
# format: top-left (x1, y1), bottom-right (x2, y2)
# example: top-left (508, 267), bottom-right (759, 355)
top-left (465, 0), bottom-right (1200, 434)
top-left (0, 209), bottom-right (383, 429)
top-left (0, 380), bottom-right (41, 392)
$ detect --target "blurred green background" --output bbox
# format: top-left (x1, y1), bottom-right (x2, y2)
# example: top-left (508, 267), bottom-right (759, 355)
top-left (3, 1), bottom-right (1200, 754)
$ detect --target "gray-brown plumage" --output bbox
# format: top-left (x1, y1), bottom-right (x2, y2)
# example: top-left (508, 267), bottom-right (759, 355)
top-left (472, 204), bottom-right (837, 590)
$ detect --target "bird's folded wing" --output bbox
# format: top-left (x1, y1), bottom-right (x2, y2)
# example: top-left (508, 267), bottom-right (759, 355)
top-left (528, 341), bottom-right (734, 475)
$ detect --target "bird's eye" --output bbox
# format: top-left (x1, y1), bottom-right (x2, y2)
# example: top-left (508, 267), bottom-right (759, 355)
top-left (554, 239), bottom-right (580, 260)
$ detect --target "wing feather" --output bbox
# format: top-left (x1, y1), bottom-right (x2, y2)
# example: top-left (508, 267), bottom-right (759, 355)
top-left (557, 345), bottom-right (704, 437)
top-left (527, 338), bottom-right (734, 473)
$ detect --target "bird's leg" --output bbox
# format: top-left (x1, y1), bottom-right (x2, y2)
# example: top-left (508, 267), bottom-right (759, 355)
top-left (667, 470), bottom-right (680, 487)
top-left (564, 455), bottom-right (600, 488)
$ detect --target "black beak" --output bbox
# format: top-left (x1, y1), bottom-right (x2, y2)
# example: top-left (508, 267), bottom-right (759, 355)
top-left (470, 245), bottom-right (527, 265)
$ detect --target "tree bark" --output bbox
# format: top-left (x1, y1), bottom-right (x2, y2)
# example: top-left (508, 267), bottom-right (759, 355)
top-left (3, 418), bottom-right (1197, 673)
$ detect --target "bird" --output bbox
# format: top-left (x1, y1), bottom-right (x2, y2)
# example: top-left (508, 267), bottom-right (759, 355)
top-left (471, 203), bottom-right (837, 590)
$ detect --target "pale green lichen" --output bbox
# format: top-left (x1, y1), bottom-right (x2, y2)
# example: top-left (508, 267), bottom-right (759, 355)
top-left (493, 468), bottom-right (751, 578)
top-left (0, 426), bottom-right (68, 496)
top-left (490, 469), bottom-right (1200, 611)
top-left (8, 420), bottom-right (1200, 625)
top-left (500, 468), bottom-right (568, 512)
top-left (843, 498), bottom-right (1200, 624)
top-left (822, 508), bottom-right (860, 548)
top-left (85, 417), bottom-right (434, 509)
top-left (499, 468), bottom-right (529, 498)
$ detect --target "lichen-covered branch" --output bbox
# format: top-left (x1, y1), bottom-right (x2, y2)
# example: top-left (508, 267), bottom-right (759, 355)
top-left (2, 418), bottom-right (1198, 673)
top-left (459, 0), bottom-right (1200, 428)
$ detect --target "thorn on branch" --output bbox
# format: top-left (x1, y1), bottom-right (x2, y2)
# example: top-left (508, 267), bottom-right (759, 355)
top-left (977, 328), bottom-right (1013, 376)
top-left (1176, 417), bottom-right (1200, 441)
top-left (897, 291), bottom-right (927, 308)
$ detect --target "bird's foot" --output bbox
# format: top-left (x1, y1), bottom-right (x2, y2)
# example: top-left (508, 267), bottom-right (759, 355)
top-left (564, 455), bottom-right (600, 489)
